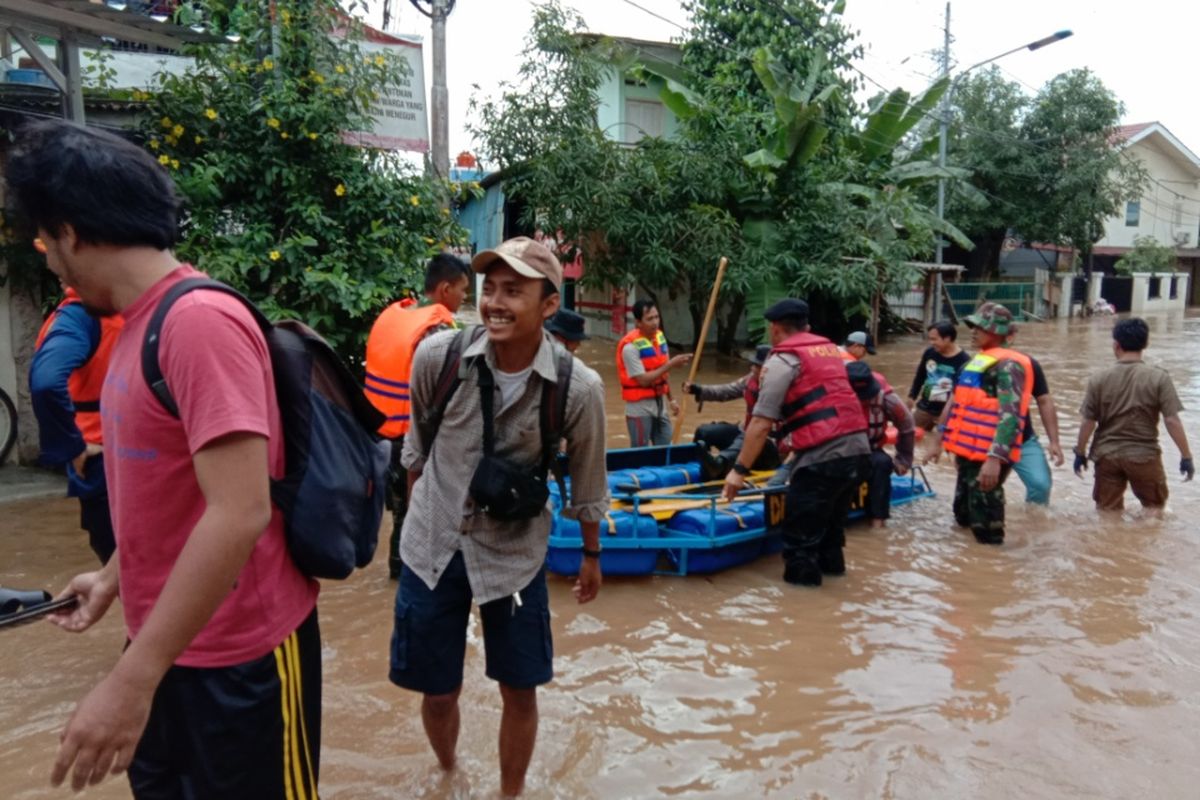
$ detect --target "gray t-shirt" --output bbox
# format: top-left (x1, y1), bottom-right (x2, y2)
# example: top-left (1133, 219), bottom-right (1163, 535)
top-left (622, 341), bottom-right (667, 418)
top-left (754, 352), bottom-right (870, 467)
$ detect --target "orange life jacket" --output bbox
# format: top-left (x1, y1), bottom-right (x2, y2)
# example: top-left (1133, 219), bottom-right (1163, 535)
top-left (942, 347), bottom-right (1034, 463)
top-left (363, 302), bottom-right (456, 438)
top-left (839, 348), bottom-right (857, 362)
top-left (617, 328), bottom-right (669, 402)
top-left (770, 332), bottom-right (867, 456)
top-left (33, 289), bottom-right (123, 445)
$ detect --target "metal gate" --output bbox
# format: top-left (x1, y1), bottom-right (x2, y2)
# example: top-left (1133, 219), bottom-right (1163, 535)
top-left (944, 282), bottom-right (1037, 320)
top-left (1100, 276), bottom-right (1133, 312)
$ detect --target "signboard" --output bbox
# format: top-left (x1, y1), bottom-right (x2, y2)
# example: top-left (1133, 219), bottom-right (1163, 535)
top-left (339, 27), bottom-right (429, 153)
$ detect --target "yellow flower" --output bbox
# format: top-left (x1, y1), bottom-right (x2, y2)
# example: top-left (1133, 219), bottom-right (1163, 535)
top-left (160, 116), bottom-right (172, 128)
top-left (269, 250), bottom-right (282, 261)
top-left (194, 135), bottom-right (204, 145)
top-left (374, 55), bottom-right (385, 67)
top-left (334, 64), bottom-right (346, 75)
top-left (280, 9), bottom-right (291, 25)
top-left (424, 237), bottom-right (435, 244)
top-left (409, 195), bottom-right (420, 206)
top-left (172, 124), bottom-right (184, 137)
top-left (262, 58), bottom-right (274, 71)
top-left (148, 139), bottom-right (160, 150)
top-left (280, 132), bottom-right (289, 140)
top-left (170, 159), bottom-right (180, 170)
top-left (307, 132), bottom-right (319, 141)
top-left (164, 135), bottom-right (178, 146)
top-left (267, 117), bottom-right (280, 129)
top-left (441, 208), bottom-right (450, 216)
top-left (204, 108), bottom-right (218, 120)
top-left (334, 183), bottom-right (347, 197)
top-left (158, 154), bottom-right (170, 165)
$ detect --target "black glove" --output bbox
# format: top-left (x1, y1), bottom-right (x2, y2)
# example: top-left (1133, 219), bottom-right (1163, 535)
top-left (1073, 452), bottom-right (1088, 477)
top-left (1181, 457), bottom-right (1194, 481)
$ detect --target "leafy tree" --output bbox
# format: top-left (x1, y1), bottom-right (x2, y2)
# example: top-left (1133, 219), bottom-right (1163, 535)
top-left (1114, 235), bottom-right (1175, 275)
top-left (943, 66), bottom-right (1146, 278)
top-left (138, 0), bottom-right (465, 359)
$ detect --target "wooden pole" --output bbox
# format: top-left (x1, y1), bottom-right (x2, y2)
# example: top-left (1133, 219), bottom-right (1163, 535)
top-left (672, 256), bottom-right (729, 444)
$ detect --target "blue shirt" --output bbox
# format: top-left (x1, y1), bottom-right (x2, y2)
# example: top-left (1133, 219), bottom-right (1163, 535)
top-left (29, 302), bottom-right (107, 498)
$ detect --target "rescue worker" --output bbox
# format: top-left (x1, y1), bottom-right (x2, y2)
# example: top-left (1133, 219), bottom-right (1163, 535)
top-left (617, 299), bottom-right (691, 446)
top-left (364, 253), bottom-right (471, 578)
top-left (30, 274), bottom-right (123, 563)
top-left (846, 360), bottom-right (915, 529)
top-left (722, 299), bottom-right (870, 586)
top-left (842, 331), bottom-right (876, 361)
top-left (924, 303), bottom-right (1033, 545)
top-left (545, 308), bottom-right (589, 354)
top-left (684, 344), bottom-right (780, 479)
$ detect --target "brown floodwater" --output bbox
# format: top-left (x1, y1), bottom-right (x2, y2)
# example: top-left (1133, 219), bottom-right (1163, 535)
top-left (3, 313), bottom-right (1200, 798)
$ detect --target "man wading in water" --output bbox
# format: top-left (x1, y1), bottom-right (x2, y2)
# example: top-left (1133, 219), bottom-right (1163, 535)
top-left (389, 237), bottom-right (608, 796)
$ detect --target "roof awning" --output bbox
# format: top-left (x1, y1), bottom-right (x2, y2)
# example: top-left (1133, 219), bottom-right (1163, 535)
top-left (0, 0), bottom-right (232, 121)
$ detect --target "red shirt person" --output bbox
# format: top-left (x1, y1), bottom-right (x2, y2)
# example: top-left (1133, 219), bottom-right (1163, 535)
top-left (6, 120), bottom-right (319, 797)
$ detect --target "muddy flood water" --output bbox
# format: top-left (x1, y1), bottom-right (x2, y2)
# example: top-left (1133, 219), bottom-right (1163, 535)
top-left (3, 313), bottom-right (1200, 799)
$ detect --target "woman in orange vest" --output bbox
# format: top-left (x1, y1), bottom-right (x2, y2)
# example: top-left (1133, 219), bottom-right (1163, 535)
top-left (925, 303), bottom-right (1034, 546)
top-left (363, 253), bottom-right (470, 578)
top-left (616, 299), bottom-right (691, 447)
top-left (31, 281), bottom-right (123, 563)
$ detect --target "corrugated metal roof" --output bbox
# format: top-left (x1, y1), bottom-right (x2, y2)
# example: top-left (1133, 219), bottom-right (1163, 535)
top-left (0, 0), bottom-right (231, 50)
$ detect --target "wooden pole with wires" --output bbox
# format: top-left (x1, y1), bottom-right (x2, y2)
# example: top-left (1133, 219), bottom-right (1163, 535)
top-left (671, 256), bottom-right (729, 444)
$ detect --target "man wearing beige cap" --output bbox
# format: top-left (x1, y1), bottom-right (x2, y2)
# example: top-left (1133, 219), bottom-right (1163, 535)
top-left (389, 236), bottom-right (609, 797)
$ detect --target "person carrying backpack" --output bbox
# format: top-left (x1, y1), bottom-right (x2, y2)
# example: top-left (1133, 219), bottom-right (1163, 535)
top-left (7, 120), bottom-right (320, 797)
top-left (390, 236), bottom-right (608, 798)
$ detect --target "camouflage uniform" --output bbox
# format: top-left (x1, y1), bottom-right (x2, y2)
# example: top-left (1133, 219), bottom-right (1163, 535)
top-left (948, 304), bottom-right (1026, 545)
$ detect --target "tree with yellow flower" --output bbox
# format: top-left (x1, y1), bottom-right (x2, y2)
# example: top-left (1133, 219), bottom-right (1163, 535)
top-left (130, 0), bottom-right (464, 360)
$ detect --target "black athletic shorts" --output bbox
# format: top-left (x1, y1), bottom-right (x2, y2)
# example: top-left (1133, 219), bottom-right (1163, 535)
top-left (128, 609), bottom-right (321, 800)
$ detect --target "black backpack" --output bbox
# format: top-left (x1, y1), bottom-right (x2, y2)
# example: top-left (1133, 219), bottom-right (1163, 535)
top-left (141, 278), bottom-right (391, 580)
top-left (414, 325), bottom-right (573, 501)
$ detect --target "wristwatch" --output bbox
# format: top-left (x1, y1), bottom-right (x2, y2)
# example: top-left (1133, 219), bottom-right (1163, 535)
top-left (731, 462), bottom-right (751, 476)
top-left (581, 546), bottom-right (602, 559)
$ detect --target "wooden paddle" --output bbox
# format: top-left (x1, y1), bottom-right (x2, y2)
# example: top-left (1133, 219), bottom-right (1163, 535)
top-left (672, 256), bottom-right (729, 444)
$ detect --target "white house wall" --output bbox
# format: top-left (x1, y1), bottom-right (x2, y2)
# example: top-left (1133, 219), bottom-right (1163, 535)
top-left (1097, 136), bottom-right (1200, 250)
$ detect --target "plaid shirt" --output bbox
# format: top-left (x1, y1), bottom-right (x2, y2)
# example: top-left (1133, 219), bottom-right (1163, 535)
top-left (400, 328), bottom-right (609, 604)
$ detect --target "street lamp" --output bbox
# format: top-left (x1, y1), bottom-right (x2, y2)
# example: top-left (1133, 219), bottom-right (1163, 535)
top-left (933, 29), bottom-right (1074, 306)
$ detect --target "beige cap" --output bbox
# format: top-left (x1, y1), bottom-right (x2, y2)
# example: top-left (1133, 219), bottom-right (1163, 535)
top-left (470, 236), bottom-right (562, 289)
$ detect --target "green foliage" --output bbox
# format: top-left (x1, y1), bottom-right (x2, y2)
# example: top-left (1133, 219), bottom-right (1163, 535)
top-left (136, 0), bottom-right (465, 359)
top-left (1115, 235), bottom-right (1175, 276)
top-left (944, 66), bottom-right (1147, 277)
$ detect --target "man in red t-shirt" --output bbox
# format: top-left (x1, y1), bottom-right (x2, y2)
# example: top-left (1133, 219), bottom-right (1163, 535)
top-left (6, 121), bottom-right (319, 797)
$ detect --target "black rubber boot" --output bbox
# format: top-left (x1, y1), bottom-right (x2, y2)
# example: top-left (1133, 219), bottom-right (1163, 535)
top-left (818, 546), bottom-right (846, 576)
top-left (972, 528), bottom-right (1004, 545)
top-left (783, 556), bottom-right (822, 586)
top-left (701, 451), bottom-right (729, 482)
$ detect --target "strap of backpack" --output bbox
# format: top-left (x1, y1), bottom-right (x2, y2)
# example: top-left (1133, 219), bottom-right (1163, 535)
top-left (141, 278), bottom-right (271, 419)
top-left (415, 324), bottom-right (486, 453)
top-left (539, 344), bottom-right (574, 484)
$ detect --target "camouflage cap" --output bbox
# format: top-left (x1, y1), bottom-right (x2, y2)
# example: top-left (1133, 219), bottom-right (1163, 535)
top-left (963, 302), bottom-right (1016, 337)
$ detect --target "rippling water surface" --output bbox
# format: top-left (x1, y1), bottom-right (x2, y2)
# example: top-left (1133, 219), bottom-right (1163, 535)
top-left (3, 313), bottom-right (1199, 798)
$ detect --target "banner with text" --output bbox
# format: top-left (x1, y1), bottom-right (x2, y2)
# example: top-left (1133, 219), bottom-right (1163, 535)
top-left (340, 27), bottom-right (429, 153)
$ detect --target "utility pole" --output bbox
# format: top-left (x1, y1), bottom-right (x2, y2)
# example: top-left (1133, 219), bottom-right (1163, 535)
top-left (408, 0), bottom-right (454, 178)
top-left (933, 2), bottom-right (951, 321)
top-left (430, 0), bottom-right (449, 178)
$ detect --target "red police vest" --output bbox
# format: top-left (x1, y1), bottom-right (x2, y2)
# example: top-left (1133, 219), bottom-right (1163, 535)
top-left (743, 373), bottom-right (761, 429)
top-left (770, 332), bottom-right (867, 455)
top-left (33, 290), bottom-right (122, 445)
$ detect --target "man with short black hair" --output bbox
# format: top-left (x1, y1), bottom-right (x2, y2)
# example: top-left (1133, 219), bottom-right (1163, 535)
top-left (365, 252), bottom-right (471, 578)
top-left (1075, 317), bottom-right (1193, 511)
top-left (907, 320), bottom-right (970, 431)
top-left (616, 299), bottom-right (691, 446)
top-left (722, 299), bottom-right (870, 586)
top-left (7, 119), bottom-right (320, 796)
top-left (391, 236), bottom-right (608, 797)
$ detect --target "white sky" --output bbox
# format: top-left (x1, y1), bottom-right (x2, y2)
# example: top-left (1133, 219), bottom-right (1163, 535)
top-left (364, 0), bottom-right (1200, 163)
